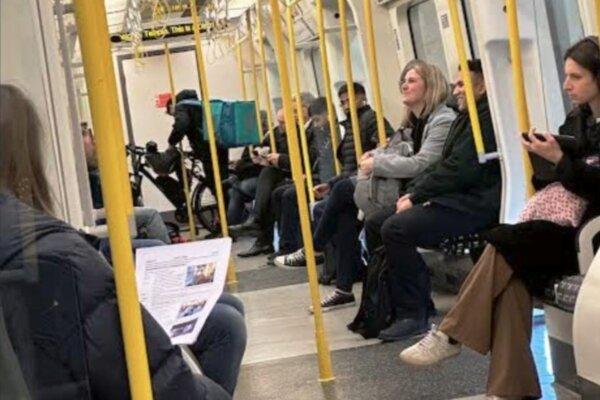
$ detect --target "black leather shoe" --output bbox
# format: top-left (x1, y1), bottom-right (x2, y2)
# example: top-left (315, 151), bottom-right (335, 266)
top-left (378, 318), bottom-right (428, 342)
top-left (237, 240), bottom-right (274, 258)
top-left (229, 215), bottom-right (261, 237)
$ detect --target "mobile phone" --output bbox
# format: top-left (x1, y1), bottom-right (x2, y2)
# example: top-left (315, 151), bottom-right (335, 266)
top-left (521, 133), bottom-right (578, 153)
top-left (521, 132), bottom-right (547, 142)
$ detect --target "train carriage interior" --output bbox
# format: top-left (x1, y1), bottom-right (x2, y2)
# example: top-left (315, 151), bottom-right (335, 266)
top-left (1, 0), bottom-right (600, 399)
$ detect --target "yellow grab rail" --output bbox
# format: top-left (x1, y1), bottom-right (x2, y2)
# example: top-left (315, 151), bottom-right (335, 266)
top-left (267, 0), bottom-right (335, 382)
top-left (447, 0), bottom-right (486, 163)
top-left (596, 0), bottom-right (600, 36)
top-left (256, 0), bottom-right (277, 152)
top-left (506, 0), bottom-right (535, 197)
top-left (315, 0), bottom-right (341, 174)
top-left (285, 5), bottom-right (315, 203)
top-left (337, 0), bottom-right (363, 163)
top-left (189, 0), bottom-right (238, 285)
top-left (74, 1), bottom-right (153, 398)
top-left (246, 12), bottom-right (264, 145)
top-left (236, 41), bottom-right (248, 100)
top-left (164, 42), bottom-right (197, 241)
top-left (362, 0), bottom-right (387, 146)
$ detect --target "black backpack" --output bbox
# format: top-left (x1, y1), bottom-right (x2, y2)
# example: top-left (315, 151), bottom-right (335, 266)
top-left (347, 247), bottom-right (393, 339)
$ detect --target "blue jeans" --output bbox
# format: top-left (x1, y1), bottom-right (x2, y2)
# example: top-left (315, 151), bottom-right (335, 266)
top-left (98, 238), bottom-right (166, 265)
top-left (190, 293), bottom-right (247, 396)
top-left (134, 207), bottom-right (171, 244)
top-left (312, 178), bottom-right (362, 292)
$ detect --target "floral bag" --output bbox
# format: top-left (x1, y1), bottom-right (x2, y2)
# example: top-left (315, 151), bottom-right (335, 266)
top-left (519, 182), bottom-right (589, 227)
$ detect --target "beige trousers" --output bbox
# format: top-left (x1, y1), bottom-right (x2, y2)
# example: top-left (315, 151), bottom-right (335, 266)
top-left (439, 245), bottom-right (542, 399)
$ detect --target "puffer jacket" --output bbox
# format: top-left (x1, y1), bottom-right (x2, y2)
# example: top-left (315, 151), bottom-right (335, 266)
top-left (354, 104), bottom-right (456, 217)
top-left (0, 193), bottom-right (221, 399)
top-left (329, 105), bottom-right (394, 187)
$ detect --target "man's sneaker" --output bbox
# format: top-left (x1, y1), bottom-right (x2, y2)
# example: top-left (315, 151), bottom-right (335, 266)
top-left (399, 325), bottom-right (461, 366)
top-left (309, 290), bottom-right (355, 313)
top-left (274, 248), bottom-right (324, 268)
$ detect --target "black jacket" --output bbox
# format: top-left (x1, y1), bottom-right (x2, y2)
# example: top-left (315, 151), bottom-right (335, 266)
top-left (407, 97), bottom-right (502, 224)
top-left (0, 193), bottom-right (221, 399)
top-left (484, 106), bottom-right (600, 296)
top-left (330, 105), bottom-right (394, 186)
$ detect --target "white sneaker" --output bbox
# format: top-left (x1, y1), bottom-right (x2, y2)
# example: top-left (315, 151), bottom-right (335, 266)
top-left (399, 325), bottom-right (461, 366)
top-left (274, 248), bottom-right (324, 268)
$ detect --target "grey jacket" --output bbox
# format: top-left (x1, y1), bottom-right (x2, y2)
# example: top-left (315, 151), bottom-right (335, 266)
top-left (354, 104), bottom-right (456, 217)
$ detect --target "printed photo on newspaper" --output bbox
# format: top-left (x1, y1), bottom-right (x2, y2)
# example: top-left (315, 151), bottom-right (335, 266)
top-left (135, 237), bottom-right (232, 345)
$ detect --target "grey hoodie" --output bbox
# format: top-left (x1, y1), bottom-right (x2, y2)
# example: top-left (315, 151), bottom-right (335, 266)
top-left (354, 103), bottom-right (456, 217)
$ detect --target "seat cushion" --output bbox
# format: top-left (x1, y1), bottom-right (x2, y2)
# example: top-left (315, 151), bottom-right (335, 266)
top-left (554, 275), bottom-right (585, 313)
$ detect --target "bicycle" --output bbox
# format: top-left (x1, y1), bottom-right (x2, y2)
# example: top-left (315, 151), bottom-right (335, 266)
top-left (126, 142), bottom-right (220, 234)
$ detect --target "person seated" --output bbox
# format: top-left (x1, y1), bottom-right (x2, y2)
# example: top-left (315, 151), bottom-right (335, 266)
top-left (226, 110), bottom-right (270, 225)
top-left (166, 90), bottom-right (229, 197)
top-left (400, 37), bottom-right (600, 400)
top-left (364, 59), bottom-right (502, 341)
top-left (0, 84), bottom-right (246, 400)
top-left (231, 105), bottom-right (307, 258)
top-left (290, 61), bottom-right (456, 312)
top-left (270, 97), bottom-right (338, 260)
top-left (274, 82), bottom-right (394, 267)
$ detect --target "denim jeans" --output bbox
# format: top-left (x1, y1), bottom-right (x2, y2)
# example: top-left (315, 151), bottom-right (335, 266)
top-left (272, 184), bottom-right (302, 254)
top-left (312, 178), bottom-right (362, 292)
top-left (134, 207), bottom-right (171, 244)
top-left (190, 293), bottom-right (247, 396)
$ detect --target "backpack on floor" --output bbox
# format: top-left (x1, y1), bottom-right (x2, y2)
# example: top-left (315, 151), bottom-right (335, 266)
top-left (347, 247), bottom-right (393, 339)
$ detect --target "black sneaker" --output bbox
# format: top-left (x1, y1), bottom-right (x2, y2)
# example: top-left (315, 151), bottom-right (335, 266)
top-left (274, 248), bottom-right (324, 268)
top-left (309, 290), bottom-right (355, 313)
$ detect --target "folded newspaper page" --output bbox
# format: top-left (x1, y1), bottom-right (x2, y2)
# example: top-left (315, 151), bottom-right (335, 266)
top-left (135, 238), bottom-right (232, 345)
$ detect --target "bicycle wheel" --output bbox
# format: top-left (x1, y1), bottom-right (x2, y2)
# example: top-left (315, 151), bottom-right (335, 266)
top-left (191, 182), bottom-right (219, 234)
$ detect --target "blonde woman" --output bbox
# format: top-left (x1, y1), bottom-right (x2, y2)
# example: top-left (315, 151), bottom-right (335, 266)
top-left (354, 59), bottom-right (456, 218)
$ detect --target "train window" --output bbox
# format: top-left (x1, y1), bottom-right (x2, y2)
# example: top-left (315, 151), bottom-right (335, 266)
top-left (407, 0), bottom-right (446, 72)
top-left (461, 0), bottom-right (479, 58)
top-left (544, 0), bottom-right (584, 111)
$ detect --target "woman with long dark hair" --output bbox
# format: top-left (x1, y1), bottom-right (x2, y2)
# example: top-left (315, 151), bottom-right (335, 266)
top-left (400, 37), bottom-right (600, 399)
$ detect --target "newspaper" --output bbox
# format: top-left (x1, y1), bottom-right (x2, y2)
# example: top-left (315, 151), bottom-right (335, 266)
top-left (135, 238), bottom-right (232, 345)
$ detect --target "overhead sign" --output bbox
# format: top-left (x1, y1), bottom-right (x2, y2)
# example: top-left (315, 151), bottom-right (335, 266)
top-left (110, 22), bottom-right (227, 43)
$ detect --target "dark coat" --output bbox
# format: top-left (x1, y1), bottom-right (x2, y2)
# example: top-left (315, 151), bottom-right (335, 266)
top-left (329, 105), bottom-right (394, 186)
top-left (407, 97), bottom-right (502, 224)
top-left (0, 193), bottom-right (219, 399)
top-left (168, 90), bottom-right (228, 183)
top-left (484, 106), bottom-right (600, 296)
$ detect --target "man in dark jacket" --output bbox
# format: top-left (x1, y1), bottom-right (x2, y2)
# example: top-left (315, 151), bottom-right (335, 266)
top-left (167, 89), bottom-right (229, 197)
top-left (231, 102), bottom-right (323, 258)
top-left (364, 60), bottom-right (502, 341)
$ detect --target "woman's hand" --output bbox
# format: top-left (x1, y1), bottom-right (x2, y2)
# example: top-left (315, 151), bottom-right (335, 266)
top-left (266, 153), bottom-right (280, 167)
top-left (522, 129), bottom-right (564, 164)
top-left (360, 157), bottom-right (375, 174)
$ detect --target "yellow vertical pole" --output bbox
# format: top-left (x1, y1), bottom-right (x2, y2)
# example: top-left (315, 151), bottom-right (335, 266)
top-left (596, 0), bottom-right (600, 36)
top-left (267, 0), bottom-right (335, 382)
top-left (362, 0), bottom-right (386, 146)
top-left (447, 0), bottom-right (485, 161)
top-left (246, 12), bottom-right (264, 145)
top-left (315, 0), bottom-right (341, 174)
top-left (189, 0), bottom-right (238, 285)
top-left (236, 41), bottom-right (248, 100)
top-left (337, 0), bottom-right (363, 163)
top-left (506, 0), bottom-right (535, 196)
top-left (164, 42), bottom-right (197, 241)
top-left (256, 0), bottom-right (277, 152)
top-left (73, 1), bottom-right (153, 399)
top-left (286, 5), bottom-right (315, 203)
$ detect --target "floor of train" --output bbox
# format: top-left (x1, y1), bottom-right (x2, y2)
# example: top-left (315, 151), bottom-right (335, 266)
top-left (227, 236), bottom-right (579, 400)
